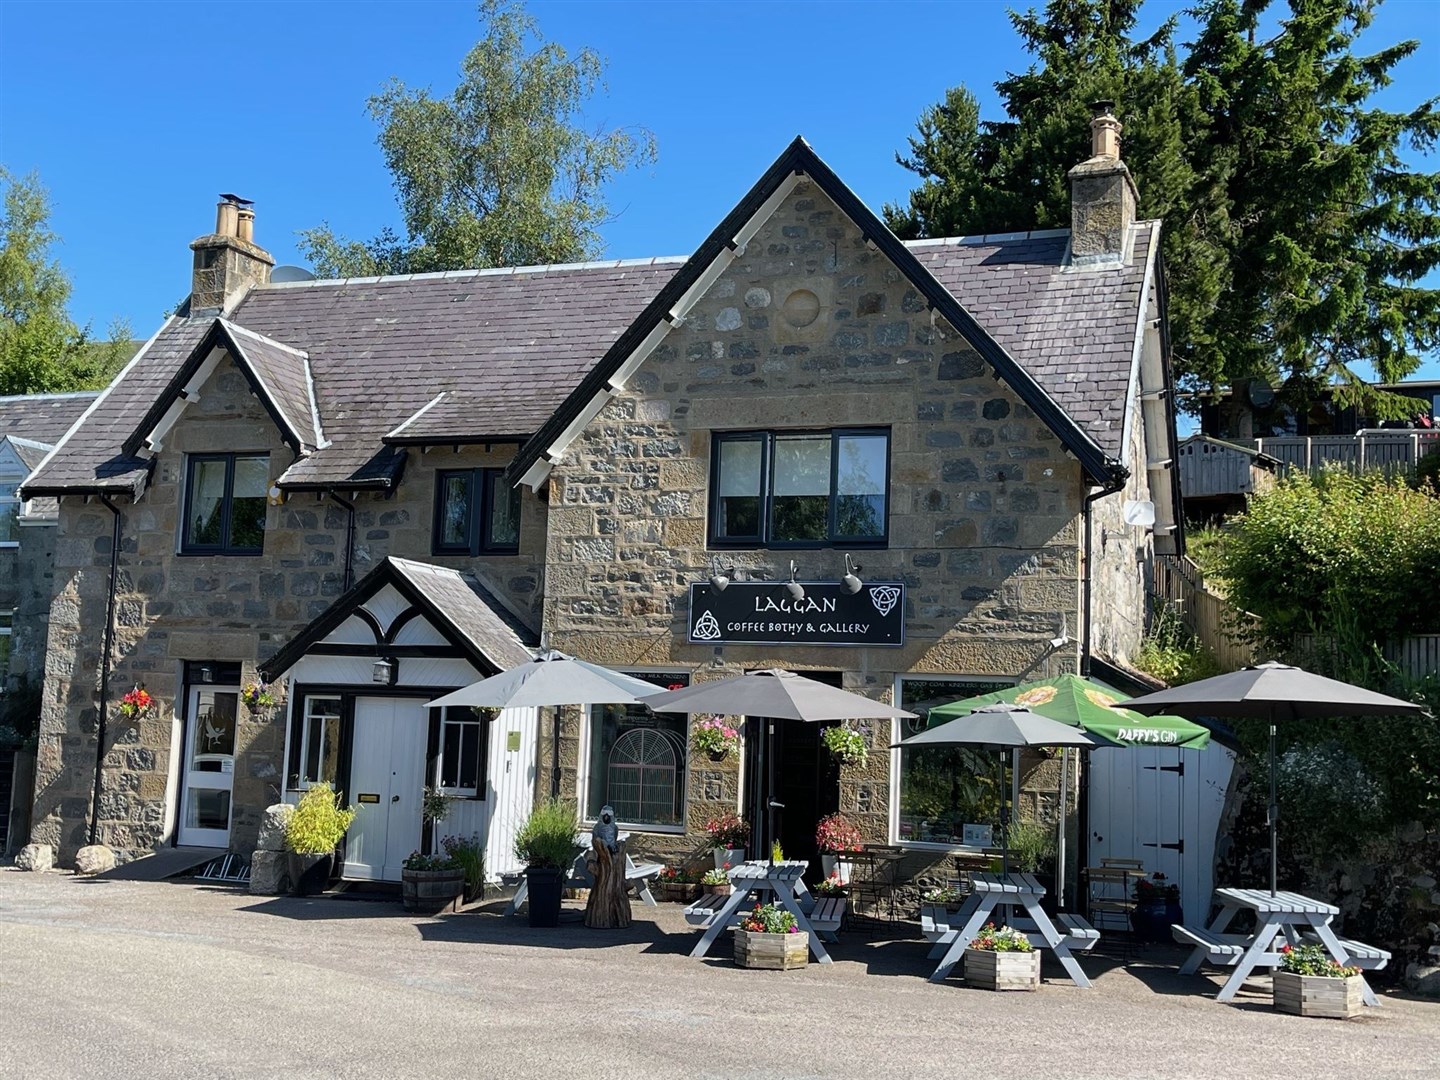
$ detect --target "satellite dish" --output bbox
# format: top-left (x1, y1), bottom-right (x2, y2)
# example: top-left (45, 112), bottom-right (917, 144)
top-left (271, 265), bottom-right (316, 283)
top-left (1123, 499), bottom-right (1156, 528)
top-left (1247, 380), bottom-right (1276, 408)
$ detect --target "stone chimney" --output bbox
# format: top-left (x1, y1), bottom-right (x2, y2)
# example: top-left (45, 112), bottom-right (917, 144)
top-left (189, 195), bottom-right (274, 315)
top-left (1067, 101), bottom-right (1137, 266)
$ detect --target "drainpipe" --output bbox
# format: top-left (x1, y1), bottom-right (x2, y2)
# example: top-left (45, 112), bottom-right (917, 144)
top-left (325, 491), bottom-right (357, 591)
top-left (89, 496), bottom-right (124, 847)
top-left (1080, 480), bottom-right (1124, 677)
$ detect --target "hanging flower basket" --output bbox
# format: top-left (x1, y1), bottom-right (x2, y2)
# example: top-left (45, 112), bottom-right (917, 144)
top-left (692, 715), bottom-right (741, 761)
top-left (821, 724), bottom-right (868, 768)
top-left (116, 686), bottom-right (157, 723)
top-left (241, 681), bottom-right (279, 716)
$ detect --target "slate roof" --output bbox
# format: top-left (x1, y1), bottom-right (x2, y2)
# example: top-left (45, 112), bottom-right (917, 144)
top-left (0, 391), bottom-right (99, 449)
top-left (260, 556), bottom-right (537, 681)
top-left (24, 141), bottom-right (1156, 497)
top-left (914, 225), bottom-right (1156, 455)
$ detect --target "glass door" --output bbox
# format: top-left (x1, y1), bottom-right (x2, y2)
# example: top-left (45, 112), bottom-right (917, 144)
top-left (178, 684), bottom-right (239, 846)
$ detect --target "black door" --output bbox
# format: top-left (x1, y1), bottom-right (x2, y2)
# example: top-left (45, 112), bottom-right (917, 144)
top-left (743, 671), bottom-right (842, 876)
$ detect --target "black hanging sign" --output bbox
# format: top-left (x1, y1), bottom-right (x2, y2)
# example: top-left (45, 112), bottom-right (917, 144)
top-left (687, 581), bottom-right (905, 647)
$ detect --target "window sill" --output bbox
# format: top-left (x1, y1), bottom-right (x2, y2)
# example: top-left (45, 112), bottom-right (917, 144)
top-left (581, 820), bottom-right (687, 836)
top-left (178, 550), bottom-right (265, 558)
top-left (708, 540), bottom-right (888, 551)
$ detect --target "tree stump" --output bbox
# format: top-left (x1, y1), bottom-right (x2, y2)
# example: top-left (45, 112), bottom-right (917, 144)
top-left (584, 837), bottom-right (632, 929)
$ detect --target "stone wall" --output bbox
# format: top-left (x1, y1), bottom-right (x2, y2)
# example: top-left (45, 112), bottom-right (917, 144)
top-left (32, 355), bottom-right (548, 861)
top-left (542, 179), bottom-right (1091, 860)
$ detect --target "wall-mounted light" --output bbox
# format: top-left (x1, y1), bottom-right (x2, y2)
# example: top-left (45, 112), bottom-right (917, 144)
top-left (786, 560), bottom-right (805, 602)
top-left (842, 554), bottom-right (863, 595)
top-left (372, 656), bottom-right (398, 686)
top-left (709, 556), bottom-right (735, 592)
top-left (197, 664), bottom-right (215, 684)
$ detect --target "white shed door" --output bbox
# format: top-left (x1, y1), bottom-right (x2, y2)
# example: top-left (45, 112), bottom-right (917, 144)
top-left (345, 697), bottom-right (426, 882)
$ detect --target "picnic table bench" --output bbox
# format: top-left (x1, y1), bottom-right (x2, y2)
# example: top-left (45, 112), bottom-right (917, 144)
top-left (687, 860), bottom-right (836, 964)
top-left (1176, 888), bottom-right (1385, 1005)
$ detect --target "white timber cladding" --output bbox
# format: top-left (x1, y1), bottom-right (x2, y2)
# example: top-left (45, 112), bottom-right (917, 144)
top-left (142, 345), bottom-right (228, 453)
top-left (288, 654), bottom-right (481, 689)
top-left (362, 583), bottom-right (410, 634)
top-left (482, 705), bottom-right (540, 878)
top-left (524, 171), bottom-right (805, 489)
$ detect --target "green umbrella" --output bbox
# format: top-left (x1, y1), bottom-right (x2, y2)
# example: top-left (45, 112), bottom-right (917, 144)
top-left (926, 673), bottom-right (1211, 749)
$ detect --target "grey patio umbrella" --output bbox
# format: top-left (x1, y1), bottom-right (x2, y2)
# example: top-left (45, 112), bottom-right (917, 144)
top-left (894, 703), bottom-right (1099, 873)
top-left (429, 650), bottom-right (661, 799)
top-left (1125, 661), bottom-right (1424, 894)
top-left (643, 669), bottom-right (915, 861)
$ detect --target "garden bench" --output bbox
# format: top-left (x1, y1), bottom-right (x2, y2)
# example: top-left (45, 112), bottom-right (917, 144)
top-left (1054, 912), bottom-right (1101, 951)
top-left (1300, 932), bottom-right (1390, 971)
top-left (684, 893), bottom-right (735, 927)
top-left (1172, 923), bottom-right (1251, 964)
top-left (807, 897), bottom-right (846, 936)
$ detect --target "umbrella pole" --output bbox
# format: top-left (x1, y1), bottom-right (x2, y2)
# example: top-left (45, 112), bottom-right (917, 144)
top-left (767, 719), bottom-right (777, 868)
top-left (1269, 722), bottom-right (1278, 896)
top-left (998, 752), bottom-right (1009, 876)
top-left (1057, 748), bottom-right (1068, 909)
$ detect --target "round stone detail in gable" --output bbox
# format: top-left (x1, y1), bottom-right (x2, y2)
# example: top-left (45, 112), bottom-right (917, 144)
top-left (781, 288), bottom-right (820, 327)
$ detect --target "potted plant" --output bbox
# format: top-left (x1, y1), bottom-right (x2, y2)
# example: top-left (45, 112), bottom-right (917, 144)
top-left (700, 865), bottom-right (732, 896)
top-left (965, 922), bottom-right (1040, 991)
top-left (241, 680), bottom-right (278, 717)
top-left (654, 864), bottom-right (702, 903)
top-left (1274, 944), bottom-right (1364, 1019)
top-left (1007, 819), bottom-right (1058, 912)
top-left (814, 873), bottom-right (848, 899)
top-left (440, 833), bottom-right (485, 903)
top-left (422, 786), bottom-right (453, 825)
top-left (1130, 872), bottom-right (1182, 942)
top-left (734, 902), bottom-right (808, 970)
top-left (513, 796), bottom-right (580, 928)
top-left (821, 723), bottom-right (868, 768)
top-left (704, 811), bottom-right (749, 869)
top-left (401, 850), bottom-right (466, 914)
top-left (815, 812), bottom-right (863, 883)
top-left (921, 884), bottom-right (966, 913)
top-left (117, 686), bottom-right (157, 723)
top-left (284, 782), bottom-right (356, 897)
top-left (692, 715), bottom-right (741, 761)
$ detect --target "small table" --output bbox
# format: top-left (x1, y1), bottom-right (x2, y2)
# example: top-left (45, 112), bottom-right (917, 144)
top-left (688, 860), bottom-right (833, 964)
top-left (1179, 888), bottom-right (1379, 1005)
top-left (927, 871), bottom-right (1095, 988)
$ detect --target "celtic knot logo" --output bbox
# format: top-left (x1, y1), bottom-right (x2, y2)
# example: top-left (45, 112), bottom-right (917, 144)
top-left (692, 610), bottom-right (722, 640)
top-left (868, 585), bottom-right (900, 617)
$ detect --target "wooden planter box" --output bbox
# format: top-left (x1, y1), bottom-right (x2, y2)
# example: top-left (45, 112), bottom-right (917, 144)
top-left (734, 929), bottom-right (809, 970)
top-left (1273, 971), bottom-right (1363, 1019)
top-left (654, 881), bottom-right (700, 903)
top-left (402, 868), bottom-right (466, 914)
top-left (965, 948), bottom-right (1040, 991)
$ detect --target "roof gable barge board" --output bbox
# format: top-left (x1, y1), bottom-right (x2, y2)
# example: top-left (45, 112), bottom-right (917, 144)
top-left (123, 319), bottom-right (319, 460)
top-left (506, 137), bottom-right (1125, 490)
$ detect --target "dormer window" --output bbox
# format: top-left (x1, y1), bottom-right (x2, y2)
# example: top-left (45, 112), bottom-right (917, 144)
top-left (181, 453), bottom-right (268, 556)
top-left (433, 468), bottom-right (521, 556)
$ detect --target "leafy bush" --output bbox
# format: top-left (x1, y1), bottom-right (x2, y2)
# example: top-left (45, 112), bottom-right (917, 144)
top-left (703, 812), bottom-right (749, 849)
top-left (739, 903), bottom-right (799, 934)
top-left (403, 850), bottom-right (461, 871)
top-left (513, 796), bottom-right (579, 869)
top-left (1134, 601), bottom-right (1224, 685)
top-left (969, 923), bottom-right (1033, 952)
top-left (285, 783), bottom-right (356, 855)
top-left (1219, 468), bottom-right (1440, 646)
top-left (441, 833), bottom-right (485, 898)
top-left (1006, 820), bottom-right (1056, 875)
top-left (0, 676), bottom-right (41, 751)
top-left (815, 812), bottom-right (863, 854)
top-left (1279, 943), bottom-right (1358, 979)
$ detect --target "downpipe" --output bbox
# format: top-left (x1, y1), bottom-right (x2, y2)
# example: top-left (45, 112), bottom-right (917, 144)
top-left (1080, 480), bottom-right (1124, 677)
top-left (324, 491), bottom-right (358, 592)
top-left (89, 496), bottom-right (124, 847)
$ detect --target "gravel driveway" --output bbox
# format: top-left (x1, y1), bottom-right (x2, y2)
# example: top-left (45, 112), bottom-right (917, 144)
top-left (0, 871), bottom-right (1434, 1079)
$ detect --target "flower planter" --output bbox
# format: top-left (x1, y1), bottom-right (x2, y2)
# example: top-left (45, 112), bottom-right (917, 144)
top-left (965, 948), bottom-right (1041, 991)
top-left (1131, 898), bottom-right (1182, 943)
top-left (714, 847), bottom-right (744, 870)
top-left (286, 852), bottom-right (332, 897)
top-left (402, 867), bottom-right (466, 914)
top-left (1273, 971), bottom-right (1364, 1019)
top-left (734, 929), bottom-right (809, 970)
top-left (654, 881), bottom-right (700, 903)
top-left (702, 882), bottom-right (732, 896)
top-left (706, 748), bottom-right (730, 762)
top-left (820, 854), bottom-right (854, 884)
top-left (525, 865), bottom-right (566, 928)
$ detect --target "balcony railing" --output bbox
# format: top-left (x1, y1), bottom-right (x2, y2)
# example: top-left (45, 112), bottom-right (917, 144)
top-left (1247, 430), bottom-right (1440, 474)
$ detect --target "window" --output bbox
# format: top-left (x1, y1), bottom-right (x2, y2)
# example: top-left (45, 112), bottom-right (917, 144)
top-left (710, 429), bottom-right (889, 547)
top-left (436, 706), bottom-right (488, 797)
top-left (182, 454), bottom-right (268, 555)
top-left (433, 468), bottom-right (521, 556)
top-left (296, 696), bottom-right (342, 788)
top-left (585, 671), bottom-right (689, 829)
top-left (0, 480), bottom-right (19, 544)
top-left (894, 677), bottom-right (1015, 847)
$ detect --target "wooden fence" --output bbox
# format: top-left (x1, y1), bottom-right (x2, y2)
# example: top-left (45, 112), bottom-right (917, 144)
top-left (1247, 430), bottom-right (1440, 475)
top-left (1152, 556), bottom-right (1260, 671)
top-left (1293, 634), bottom-right (1440, 684)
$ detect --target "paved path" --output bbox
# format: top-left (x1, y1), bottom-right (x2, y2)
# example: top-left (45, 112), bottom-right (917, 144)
top-left (1, 870), bottom-right (1435, 1079)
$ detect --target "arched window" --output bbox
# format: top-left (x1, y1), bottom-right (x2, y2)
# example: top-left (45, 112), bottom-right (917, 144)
top-left (606, 728), bottom-right (681, 825)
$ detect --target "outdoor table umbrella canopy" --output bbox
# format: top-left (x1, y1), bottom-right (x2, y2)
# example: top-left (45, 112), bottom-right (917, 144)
top-left (895, 703), bottom-right (1098, 871)
top-left (427, 649), bottom-right (660, 709)
top-left (642, 669), bottom-right (915, 858)
top-left (1124, 661), bottom-right (1425, 893)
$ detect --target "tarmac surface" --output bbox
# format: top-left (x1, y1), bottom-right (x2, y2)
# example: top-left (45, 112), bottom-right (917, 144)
top-left (1, 870), bottom-right (1436, 1079)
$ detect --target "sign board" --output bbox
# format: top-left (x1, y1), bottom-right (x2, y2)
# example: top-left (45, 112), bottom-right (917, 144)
top-left (962, 823), bottom-right (994, 848)
top-left (687, 581), bottom-right (904, 648)
top-left (505, 731), bottom-right (522, 753)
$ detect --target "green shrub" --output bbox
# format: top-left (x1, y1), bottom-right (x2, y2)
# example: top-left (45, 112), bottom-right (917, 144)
top-left (513, 797), bottom-right (579, 869)
top-left (285, 783), bottom-right (356, 855)
top-left (1134, 601), bottom-right (1224, 685)
top-left (1006, 820), bottom-right (1057, 875)
top-left (441, 833), bottom-right (485, 898)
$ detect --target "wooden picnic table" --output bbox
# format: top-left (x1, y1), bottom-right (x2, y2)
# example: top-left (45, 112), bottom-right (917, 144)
top-left (1175, 887), bottom-right (1386, 1005)
top-left (926, 871), bottom-right (1098, 988)
top-left (687, 860), bottom-right (837, 964)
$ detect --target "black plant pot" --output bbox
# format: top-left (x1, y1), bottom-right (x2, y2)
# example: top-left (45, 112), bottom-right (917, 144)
top-left (287, 852), bottom-right (333, 897)
top-left (525, 865), bottom-right (566, 928)
top-left (1131, 897), bottom-right (1183, 942)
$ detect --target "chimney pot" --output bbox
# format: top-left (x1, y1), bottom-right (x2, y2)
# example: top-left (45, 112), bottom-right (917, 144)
top-left (215, 200), bottom-right (239, 238)
top-left (192, 195), bottom-right (273, 314)
top-left (236, 207), bottom-right (255, 244)
top-left (1089, 101), bottom-right (1122, 161)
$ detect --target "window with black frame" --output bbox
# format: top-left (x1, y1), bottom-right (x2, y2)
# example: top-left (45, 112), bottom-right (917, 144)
top-left (710, 428), bottom-right (889, 547)
top-left (436, 706), bottom-right (489, 797)
top-left (433, 468), bottom-right (521, 556)
top-left (586, 671), bottom-right (689, 829)
top-left (181, 453), bottom-right (268, 555)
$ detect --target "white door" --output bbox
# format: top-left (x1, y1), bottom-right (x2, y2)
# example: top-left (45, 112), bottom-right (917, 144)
top-left (178, 685), bottom-right (239, 847)
top-left (345, 697), bottom-right (426, 882)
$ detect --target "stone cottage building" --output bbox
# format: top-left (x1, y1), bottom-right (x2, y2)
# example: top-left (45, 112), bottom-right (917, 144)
top-left (20, 111), bottom-right (1183, 882)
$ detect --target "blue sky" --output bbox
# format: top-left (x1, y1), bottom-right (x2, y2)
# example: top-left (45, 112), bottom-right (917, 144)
top-left (1, 0), bottom-right (1436, 380)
